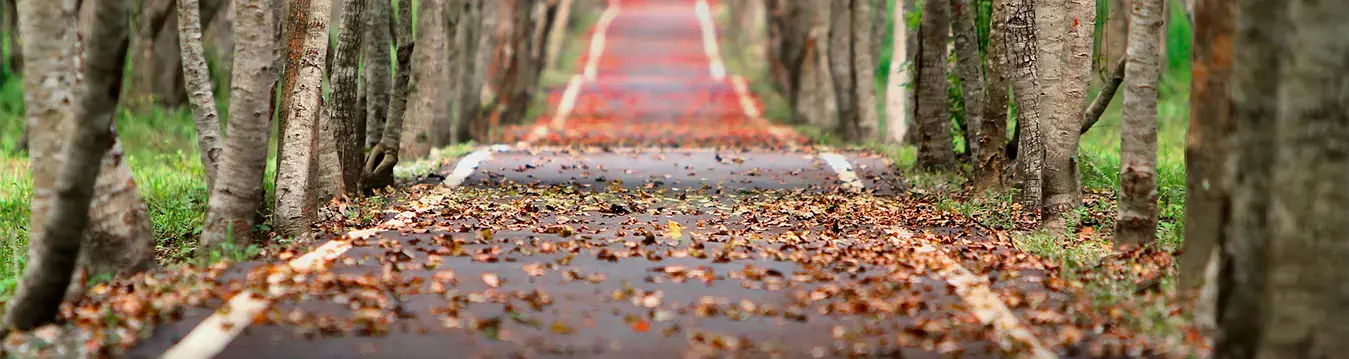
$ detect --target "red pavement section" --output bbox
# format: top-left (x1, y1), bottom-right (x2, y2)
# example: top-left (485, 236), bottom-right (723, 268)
top-left (500, 0), bottom-right (807, 148)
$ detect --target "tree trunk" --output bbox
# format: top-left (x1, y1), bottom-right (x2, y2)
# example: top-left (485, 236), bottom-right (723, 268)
top-left (453, 0), bottom-right (485, 144)
top-left (884, 0), bottom-right (910, 144)
top-left (850, 0), bottom-right (879, 142)
top-left (1040, 0), bottom-right (1096, 231)
top-left (827, 0), bottom-right (856, 140)
top-left (129, 0), bottom-right (175, 104)
top-left (914, 0), bottom-right (956, 170)
top-left (487, 0), bottom-right (546, 132)
top-left (4, 0), bottom-right (139, 331)
top-left (543, 0), bottom-right (573, 71)
top-left (433, 0), bottom-right (466, 148)
top-left (1214, 0), bottom-right (1282, 356)
top-left (178, 0), bottom-right (224, 189)
top-left (1114, 0), bottom-right (1162, 245)
top-left (200, 0), bottom-right (278, 254)
top-left (949, 0), bottom-right (984, 157)
top-left (363, 0), bottom-right (392, 149)
top-left (1005, 0), bottom-right (1044, 209)
top-left (362, 20), bottom-right (415, 193)
top-left (273, 0), bottom-right (330, 237)
top-left (402, 0), bottom-right (448, 158)
top-left (2, 0), bottom-right (20, 76)
top-left (1257, 0), bottom-right (1349, 354)
top-left (464, 0), bottom-right (497, 142)
top-left (328, 0), bottom-right (368, 197)
top-left (1178, 0), bottom-right (1232, 298)
top-left (975, 0), bottom-right (1011, 190)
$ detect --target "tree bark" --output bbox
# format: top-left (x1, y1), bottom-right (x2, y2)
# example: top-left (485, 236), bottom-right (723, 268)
top-left (129, 0), bottom-right (175, 104)
top-left (453, 0), bottom-right (485, 144)
top-left (850, 0), bottom-right (879, 142)
top-left (1005, 0), bottom-right (1044, 209)
top-left (1258, 0), bottom-right (1349, 354)
top-left (1040, 0), bottom-right (1095, 231)
top-left (363, 0), bottom-right (392, 149)
top-left (1114, 0), bottom-right (1162, 245)
top-left (178, 0), bottom-right (224, 189)
top-left (975, 0), bottom-right (1012, 190)
top-left (543, 0), bottom-right (572, 71)
top-left (200, 0), bottom-right (278, 254)
top-left (434, 0), bottom-right (465, 148)
top-left (402, 0), bottom-right (447, 158)
top-left (464, 0), bottom-right (497, 142)
top-left (949, 0), bottom-right (984, 157)
top-left (486, 0), bottom-right (547, 133)
top-left (1214, 0), bottom-right (1282, 356)
top-left (827, 0), bottom-right (856, 140)
top-left (362, 25), bottom-right (414, 193)
top-left (4, 0), bottom-right (136, 331)
top-left (273, 0), bottom-right (330, 237)
top-left (1178, 0), bottom-right (1233, 301)
top-left (914, 0), bottom-right (956, 170)
top-left (883, 0), bottom-right (909, 144)
top-left (328, 0), bottom-right (367, 197)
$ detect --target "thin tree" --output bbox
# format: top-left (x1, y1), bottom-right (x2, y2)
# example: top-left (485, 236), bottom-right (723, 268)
top-left (1005, 0), bottom-right (1044, 209)
top-left (200, 0), bottom-right (279, 254)
top-left (884, 0), bottom-right (910, 144)
top-left (914, 0), bottom-right (956, 170)
top-left (826, 0), bottom-right (856, 140)
top-left (274, 0), bottom-right (330, 236)
top-left (178, 0), bottom-right (224, 188)
top-left (1177, 0), bottom-right (1232, 301)
top-left (329, 0), bottom-right (368, 196)
top-left (543, 0), bottom-right (574, 71)
top-left (949, 0), bottom-right (985, 157)
top-left (3, 0), bottom-right (133, 331)
top-left (975, 0), bottom-right (1011, 190)
top-left (1114, 0), bottom-right (1162, 245)
top-left (363, 0), bottom-right (392, 149)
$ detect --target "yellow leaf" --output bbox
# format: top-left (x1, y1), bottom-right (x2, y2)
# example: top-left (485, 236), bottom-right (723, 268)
top-left (667, 220), bottom-right (684, 239)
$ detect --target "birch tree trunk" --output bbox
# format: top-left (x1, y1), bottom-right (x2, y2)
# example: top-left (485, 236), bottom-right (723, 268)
top-left (1258, 0), bottom-right (1349, 353)
top-left (1178, 0), bottom-right (1232, 313)
top-left (1114, 0), bottom-right (1162, 245)
top-left (200, 0), bottom-right (279, 254)
top-left (1005, 0), bottom-right (1044, 209)
top-left (850, 0), bottom-right (879, 142)
top-left (1041, 0), bottom-right (1096, 231)
top-left (329, 0), bottom-right (368, 196)
top-left (402, 0), bottom-right (448, 158)
top-left (363, 0), bottom-right (392, 149)
top-left (949, 0), bottom-right (984, 156)
top-left (179, 0), bottom-right (224, 189)
top-left (4, 0), bottom-right (138, 330)
top-left (274, 0), bottom-right (330, 236)
top-left (1215, 0), bottom-right (1282, 355)
top-left (884, 0), bottom-right (910, 144)
top-left (915, 0), bottom-right (956, 170)
top-left (975, 0), bottom-right (1011, 190)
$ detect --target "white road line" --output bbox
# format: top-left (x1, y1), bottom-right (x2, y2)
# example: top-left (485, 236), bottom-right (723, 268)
top-left (161, 146), bottom-right (505, 359)
top-left (818, 153), bottom-right (865, 190)
top-left (900, 229), bottom-right (1058, 359)
top-left (728, 75), bottom-right (761, 118)
top-left (583, 1), bottom-right (620, 82)
top-left (694, 0), bottom-right (726, 81)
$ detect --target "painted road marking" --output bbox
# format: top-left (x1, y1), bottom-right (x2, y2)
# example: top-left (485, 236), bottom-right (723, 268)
top-left (694, 0), bottom-right (726, 81)
top-left (160, 146), bottom-right (506, 359)
top-left (818, 153), bottom-right (865, 190)
top-left (584, 0), bottom-right (620, 82)
top-left (902, 230), bottom-right (1058, 359)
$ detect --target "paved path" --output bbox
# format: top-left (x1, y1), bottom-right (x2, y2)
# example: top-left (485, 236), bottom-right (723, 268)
top-left (120, 1), bottom-right (1073, 358)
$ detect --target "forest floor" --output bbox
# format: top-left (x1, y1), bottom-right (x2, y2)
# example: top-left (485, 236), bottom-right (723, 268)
top-left (0, 0), bottom-right (1202, 358)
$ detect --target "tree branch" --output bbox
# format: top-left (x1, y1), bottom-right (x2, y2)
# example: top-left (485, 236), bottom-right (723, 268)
top-left (1080, 57), bottom-right (1126, 134)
